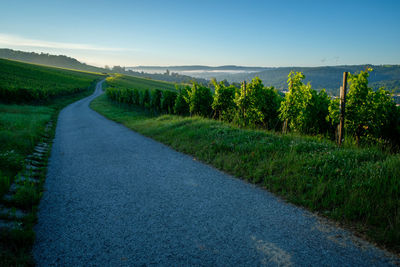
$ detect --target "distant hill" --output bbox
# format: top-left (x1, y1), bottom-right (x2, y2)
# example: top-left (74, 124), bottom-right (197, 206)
top-left (2, 48), bottom-right (399, 96)
top-left (129, 64), bottom-right (400, 95)
top-left (224, 65), bottom-right (400, 95)
top-left (0, 48), bottom-right (105, 73)
top-left (0, 48), bottom-right (209, 86)
top-left (128, 65), bottom-right (266, 72)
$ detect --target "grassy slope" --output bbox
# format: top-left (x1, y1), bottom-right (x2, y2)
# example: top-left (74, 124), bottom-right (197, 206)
top-left (0, 59), bottom-right (104, 191)
top-left (91, 93), bottom-right (400, 253)
top-left (0, 58), bottom-right (101, 90)
top-left (0, 59), bottom-right (104, 266)
top-left (106, 74), bottom-right (177, 91)
top-left (0, 48), bottom-right (106, 73)
top-left (0, 58), bottom-right (102, 103)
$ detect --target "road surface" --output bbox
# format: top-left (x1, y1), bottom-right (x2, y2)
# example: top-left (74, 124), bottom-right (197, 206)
top-left (33, 81), bottom-right (397, 266)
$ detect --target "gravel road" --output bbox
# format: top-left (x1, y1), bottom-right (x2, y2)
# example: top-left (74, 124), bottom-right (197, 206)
top-left (33, 81), bottom-right (398, 266)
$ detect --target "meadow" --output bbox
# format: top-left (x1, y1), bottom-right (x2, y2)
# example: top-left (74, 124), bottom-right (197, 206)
top-left (93, 74), bottom-right (400, 253)
top-left (0, 58), bottom-right (104, 265)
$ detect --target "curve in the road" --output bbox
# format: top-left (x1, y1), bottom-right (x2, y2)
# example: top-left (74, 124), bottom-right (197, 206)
top-left (33, 81), bottom-right (397, 266)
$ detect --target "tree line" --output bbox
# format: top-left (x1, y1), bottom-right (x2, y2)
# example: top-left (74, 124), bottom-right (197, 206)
top-left (106, 69), bottom-right (400, 149)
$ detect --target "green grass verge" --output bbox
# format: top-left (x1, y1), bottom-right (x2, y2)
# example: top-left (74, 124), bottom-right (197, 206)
top-left (0, 85), bottom-right (98, 197)
top-left (91, 94), bottom-right (400, 253)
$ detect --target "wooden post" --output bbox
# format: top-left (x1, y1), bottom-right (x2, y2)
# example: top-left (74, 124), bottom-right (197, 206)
top-left (338, 72), bottom-right (348, 145)
top-left (282, 120), bottom-right (288, 134)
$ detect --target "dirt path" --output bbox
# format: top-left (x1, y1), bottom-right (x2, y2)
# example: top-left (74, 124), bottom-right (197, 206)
top-left (33, 81), bottom-right (397, 266)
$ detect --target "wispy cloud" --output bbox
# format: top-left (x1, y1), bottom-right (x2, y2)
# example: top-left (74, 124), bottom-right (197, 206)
top-left (0, 33), bottom-right (129, 52)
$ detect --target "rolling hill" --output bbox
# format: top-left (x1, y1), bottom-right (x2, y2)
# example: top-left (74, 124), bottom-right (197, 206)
top-left (128, 65), bottom-right (400, 95)
top-left (2, 48), bottom-right (399, 96)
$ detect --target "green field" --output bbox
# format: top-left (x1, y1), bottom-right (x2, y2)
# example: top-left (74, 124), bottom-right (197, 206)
top-left (106, 74), bottom-right (177, 92)
top-left (92, 91), bottom-right (400, 253)
top-left (0, 58), bottom-right (102, 103)
top-left (0, 58), bottom-right (104, 265)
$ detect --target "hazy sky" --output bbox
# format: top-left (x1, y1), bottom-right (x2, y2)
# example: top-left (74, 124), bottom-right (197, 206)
top-left (1, 0), bottom-right (399, 67)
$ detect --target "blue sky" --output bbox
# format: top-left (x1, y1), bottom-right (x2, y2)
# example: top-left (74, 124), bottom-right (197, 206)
top-left (0, 0), bottom-right (399, 67)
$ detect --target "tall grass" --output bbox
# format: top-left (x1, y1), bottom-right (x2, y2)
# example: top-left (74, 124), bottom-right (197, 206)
top-left (0, 105), bottom-right (51, 179)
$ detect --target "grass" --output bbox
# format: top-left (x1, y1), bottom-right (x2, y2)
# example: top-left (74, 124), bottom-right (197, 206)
top-left (0, 58), bottom-right (103, 103)
top-left (0, 228), bottom-right (35, 266)
top-left (0, 59), bottom-right (104, 266)
top-left (12, 183), bottom-right (41, 210)
top-left (91, 93), bottom-right (400, 253)
top-left (0, 85), bottom-right (100, 198)
top-left (0, 105), bottom-right (50, 179)
top-left (106, 73), bottom-right (177, 92)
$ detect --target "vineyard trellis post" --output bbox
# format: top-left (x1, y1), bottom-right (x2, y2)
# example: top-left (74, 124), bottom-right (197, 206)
top-left (338, 72), bottom-right (348, 145)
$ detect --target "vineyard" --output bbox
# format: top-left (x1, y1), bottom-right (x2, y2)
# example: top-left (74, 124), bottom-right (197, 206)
top-left (99, 71), bottom-right (400, 251)
top-left (0, 58), bottom-right (102, 103)
top-left (106, 70), bottom-right (400, 148)
top-left (106, 74), bottom-right (177, 92)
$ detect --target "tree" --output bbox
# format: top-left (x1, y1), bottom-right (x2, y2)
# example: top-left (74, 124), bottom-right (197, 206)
top-left (174, 86), bottom-right (190, 115)
top-left (235, 80), bottom-right (260, 126)
top-left (346, 68), bottom-right (399, 145)
top-left (279, 72), bottom-right (311, 132)
top-left (279, 72), bottom-right (330, 134)
top-left (303, 89), bottom-right (331, 135)
top-left (221, 79), bottom-right (230, 87)
top-left (161, 91), bottom-right (177, 114)
top-left (327, 97), bottom-right (340, 140)
top-left (132, 88), bottom-right (140, 105)
top-left (119, 88), bottom-right (133, 104)
top-left (372, 88), bottom-right (400, 146)
top-left (151, 89), bottom-right (162, 111)
top-left (235, 77), bottom-right (282, 128)
top-left (141, 89), bottom-right (151, 108)
top-left (112, 65), bottom-right (125, 73)
top-left (186, 82), bottom-right (213, 117)
top-left (211, 80), bottom-right (236, 119)
top-left (253, 85), bottom-right (282, 130)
